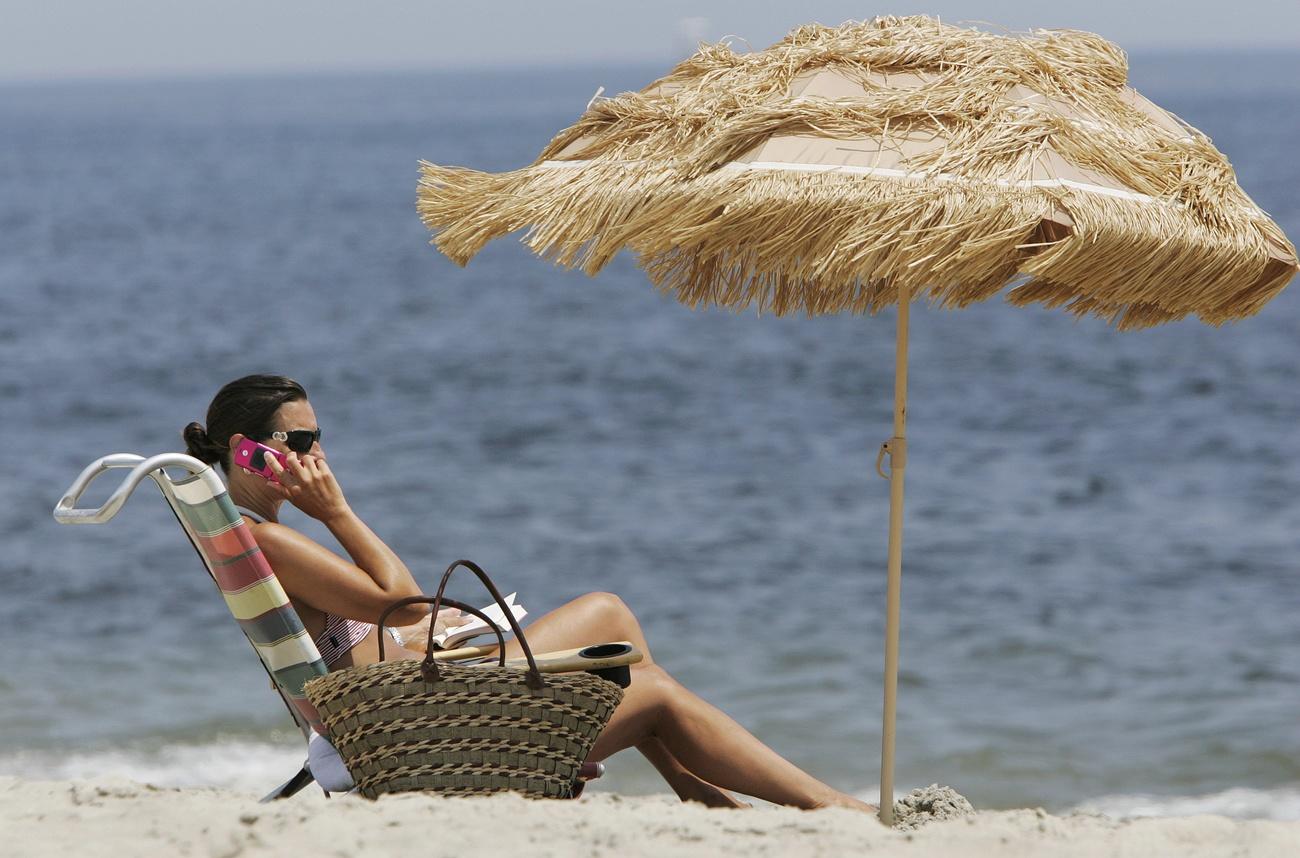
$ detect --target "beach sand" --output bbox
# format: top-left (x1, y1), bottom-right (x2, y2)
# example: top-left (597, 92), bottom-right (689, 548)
top-left (4, 776), bottom-right (1298, 858)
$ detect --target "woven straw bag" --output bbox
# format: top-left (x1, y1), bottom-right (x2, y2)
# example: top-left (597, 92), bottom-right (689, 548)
top-left (304, 560), bottom-right (624, 799)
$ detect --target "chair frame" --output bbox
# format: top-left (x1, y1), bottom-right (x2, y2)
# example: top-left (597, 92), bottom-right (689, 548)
top-left (55, 453), bottom-right (325, 800)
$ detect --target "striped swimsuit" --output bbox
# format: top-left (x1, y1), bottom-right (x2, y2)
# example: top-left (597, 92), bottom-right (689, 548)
top-left (236, 506), bottom-right (376, 667)
top-left (316, 612), bottom-right (375, 666)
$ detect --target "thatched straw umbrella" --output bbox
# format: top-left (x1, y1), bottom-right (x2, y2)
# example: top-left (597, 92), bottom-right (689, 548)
top-left (417, 16), bottom-right (1297, 823)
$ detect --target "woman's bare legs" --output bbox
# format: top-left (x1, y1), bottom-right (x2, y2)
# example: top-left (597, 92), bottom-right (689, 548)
top-left (636, 738), bottom-right (750, 809)
top-left (496, 593), bottom-right (744, 807)
top-left (498, 593), bottom-right (873, 812)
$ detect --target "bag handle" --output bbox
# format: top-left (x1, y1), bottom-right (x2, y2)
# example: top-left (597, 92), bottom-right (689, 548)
top-left (376, 596), bottom-right (507, 666)
top-left (429, 559), bottom-right (545, 689)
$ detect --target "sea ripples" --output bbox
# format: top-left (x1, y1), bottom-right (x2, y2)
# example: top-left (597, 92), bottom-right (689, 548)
top-left (1, 57), bottom-right (1298, 812)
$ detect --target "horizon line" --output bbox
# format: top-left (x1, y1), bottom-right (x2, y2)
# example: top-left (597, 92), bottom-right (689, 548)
top-left (1, 43), bottom-right (1297, 88)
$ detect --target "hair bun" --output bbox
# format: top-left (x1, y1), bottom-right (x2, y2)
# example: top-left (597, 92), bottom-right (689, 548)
top-left (182, 422), bottom-right (222, 464)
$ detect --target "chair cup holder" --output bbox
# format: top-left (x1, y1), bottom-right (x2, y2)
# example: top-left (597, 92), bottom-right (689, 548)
top-left (586, 664), bottom-right (632, 688)
top-left (578, 643), bottom-right (632, 659)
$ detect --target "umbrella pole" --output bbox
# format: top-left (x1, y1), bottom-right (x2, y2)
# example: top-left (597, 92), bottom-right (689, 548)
top-left (878, 285), bottom-right (910, 826)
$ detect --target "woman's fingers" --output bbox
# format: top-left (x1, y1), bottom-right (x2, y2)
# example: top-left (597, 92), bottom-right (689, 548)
top-left (258, 449), bottom-right (347, 521)
top-left (304, 455), bottom-right (328, 480)
top-left (263, 452), bottom-right (307, 494)
top-left (444, 611), bottom-right (471, 628)
top-left (285, 451), bottom-right (311, 481)
top-left (255, 456), bottom-right (291, 497)
top-left (264, 453), bottom-right (289, 483)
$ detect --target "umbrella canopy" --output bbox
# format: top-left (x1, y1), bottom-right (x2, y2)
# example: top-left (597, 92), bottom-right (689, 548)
top-left (420, 16), bottom-right (1296, 329)
top-left (416, 16), bottom-right (1297, 823)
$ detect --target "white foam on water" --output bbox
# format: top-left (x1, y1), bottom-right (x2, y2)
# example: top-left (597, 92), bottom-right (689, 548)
top-left (4, 741), bottom-right (1297, 823)
top-left (0, 738), bottom-right (307, 796)
top-left (1073, 786), bottom-right (1300, 821)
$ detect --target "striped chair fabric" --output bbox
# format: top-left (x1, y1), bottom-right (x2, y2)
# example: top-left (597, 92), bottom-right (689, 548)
top-left (162, 471), bottom-right (329, 736)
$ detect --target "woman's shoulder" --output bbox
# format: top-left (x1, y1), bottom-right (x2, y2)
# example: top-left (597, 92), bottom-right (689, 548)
top-left (240, 517), bottom-right (346, 576)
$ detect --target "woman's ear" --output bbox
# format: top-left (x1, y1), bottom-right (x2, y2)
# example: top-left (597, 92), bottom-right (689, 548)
top-left (228, 433), bottom-right (246, 472)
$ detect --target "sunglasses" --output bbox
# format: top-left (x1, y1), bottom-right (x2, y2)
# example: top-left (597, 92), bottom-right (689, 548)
top-left (266, 428), bottom-right (322, 454)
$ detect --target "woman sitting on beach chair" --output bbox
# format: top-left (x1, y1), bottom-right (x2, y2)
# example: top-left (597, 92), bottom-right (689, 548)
top-left (182, 374), bottom-right (874, 813)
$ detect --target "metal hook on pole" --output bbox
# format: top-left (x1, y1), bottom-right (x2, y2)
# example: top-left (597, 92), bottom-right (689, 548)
top-left (875, 437), bottom-right (908, 480)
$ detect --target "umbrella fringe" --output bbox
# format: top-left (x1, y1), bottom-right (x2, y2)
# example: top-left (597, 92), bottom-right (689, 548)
top-left (419, 160), bottom-right (1290, 327)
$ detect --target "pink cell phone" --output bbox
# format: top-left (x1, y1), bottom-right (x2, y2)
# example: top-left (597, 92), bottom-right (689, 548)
top-left (232, 437), bottom-right (287, 482)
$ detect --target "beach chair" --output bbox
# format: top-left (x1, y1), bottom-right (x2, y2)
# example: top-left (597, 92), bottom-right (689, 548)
top-left (53, 453), bottom-right (634, 801)
top-left (54, 453), bottom-right (342, 800)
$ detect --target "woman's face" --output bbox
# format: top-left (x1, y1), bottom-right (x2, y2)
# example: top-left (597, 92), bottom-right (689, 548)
top-left (264, 398), bottom-right (325, 460)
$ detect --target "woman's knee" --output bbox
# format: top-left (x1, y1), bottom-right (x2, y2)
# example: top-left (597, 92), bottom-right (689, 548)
top-left (571, 591), bottom-right (636, 628)
top-left (562, 591), bottom-right (654, 661)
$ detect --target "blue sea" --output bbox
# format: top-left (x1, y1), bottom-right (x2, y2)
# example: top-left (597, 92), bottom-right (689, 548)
top-left (0, 52), bottom-right (1297, 818)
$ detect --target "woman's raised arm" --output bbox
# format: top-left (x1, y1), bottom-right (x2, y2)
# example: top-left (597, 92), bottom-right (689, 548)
top-left (255, 451), bottom-right (426, 624)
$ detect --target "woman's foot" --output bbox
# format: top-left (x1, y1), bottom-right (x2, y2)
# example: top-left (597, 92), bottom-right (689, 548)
top-left (811, 791), bottom-right (879, 814)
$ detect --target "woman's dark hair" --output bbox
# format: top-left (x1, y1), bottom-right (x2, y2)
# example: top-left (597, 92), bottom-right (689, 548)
top-left (183, 374), bottom-right (307, 471)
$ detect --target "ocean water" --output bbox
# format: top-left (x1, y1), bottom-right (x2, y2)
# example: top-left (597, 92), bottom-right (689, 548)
top-left (0, 53), bottom-right (1297, 818)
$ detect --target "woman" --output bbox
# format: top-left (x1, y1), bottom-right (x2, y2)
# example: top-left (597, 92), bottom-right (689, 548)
top-left (183, 374), bottom-right (874, 813)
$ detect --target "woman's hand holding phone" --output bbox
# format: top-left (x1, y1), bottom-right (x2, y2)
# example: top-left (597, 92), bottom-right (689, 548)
top-left (265, 452), bottom-right (351, 523)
